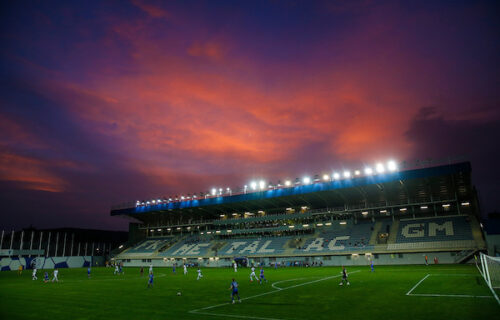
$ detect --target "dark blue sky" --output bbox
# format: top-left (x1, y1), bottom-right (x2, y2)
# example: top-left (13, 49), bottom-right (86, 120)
top-left (0, 0), bottom-right (499, 230)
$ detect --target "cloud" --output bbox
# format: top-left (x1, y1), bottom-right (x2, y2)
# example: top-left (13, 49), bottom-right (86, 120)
top-left (187, 41), bottom-right (226, 60)
top-left (131, 0), bottom-right (169, 18)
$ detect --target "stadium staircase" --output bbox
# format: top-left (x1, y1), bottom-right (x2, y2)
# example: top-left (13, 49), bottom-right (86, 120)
top-left (386, 219), bottom-right (399, 244)
top-left (453, 249), bottom-right (478, 264)
top-left (468, 216), bottom-right (487, 248)
top-left (369, 221), bottom-right (382, 245)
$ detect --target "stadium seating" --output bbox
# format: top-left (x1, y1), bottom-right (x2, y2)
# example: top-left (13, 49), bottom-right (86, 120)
top-left (396, 216), bottom-right (473, 243)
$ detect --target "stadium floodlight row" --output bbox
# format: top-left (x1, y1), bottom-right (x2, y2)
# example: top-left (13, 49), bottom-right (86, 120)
top-left (131, 159), bottom-right (399, 208)
top-left (110, 161), bottom-right (486, 267)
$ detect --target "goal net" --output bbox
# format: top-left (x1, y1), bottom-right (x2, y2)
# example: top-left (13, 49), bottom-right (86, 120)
top-left (478, 252), bottom-right (500, 289)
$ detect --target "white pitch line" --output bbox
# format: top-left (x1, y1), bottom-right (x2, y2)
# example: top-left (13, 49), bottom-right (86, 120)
top-left (189, 270), bottom-right (361, 319)
top-left (406, 274), bottom-right (430, 295)
top-left (409, 293), bottom-right (493, 298)
top-left (271, 278), bottom-right (305, 290)
top-left (190, 310), bottom-right (285, 320)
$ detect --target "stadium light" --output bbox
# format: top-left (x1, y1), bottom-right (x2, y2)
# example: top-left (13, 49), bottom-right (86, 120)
top-left (339, 221), bottom-right (347, 225)
top-left (285, 180), bottom-right (291, 186)
top-left (461, 202), bottom-right (470, 206)
top-left (157, 199), bottom-right (161, 203)
top-left (343, 171), bottom-right (351, 178)
top-left (420, 205), bottom-right (428, 209)
top-left (180, 196), bottom-right (185, 200)
top-left (317, 223), bottom-right (323, 226)
top-left (167, 228), bottom-right (171, 231)
top-left (211, 188), bottom-right (216, 196)
top-left (220, 214), bottom-right (225, 218)
top-left (333, 172), bottom-right (340, 180)
top-left (442, 204), bottom-right (450, 208)
top-left (157, 228), bottom-right (162, 231)
top-left (288, 225), bottom-right (295, 228)
top-left (361, 211), bottom-right (369, 215)
top-left (259, 180), bottom-right (266, 190)
top-left (387, 160), bottom-right (397, 172)
top-left (400, 208), bottom-right (407, 212)
top-left (150, 229), bottom-right (154, 232)
top-left (303, 177), bottom-right (311, 184)
top-left (227, 230), bottom-right (232, 233)
top-left (323, 174), bottom-right (329, 181)
top-left (146, 201), bottom-right (150, 205)
top-left (303, 224), bottom-right (309, 227)
top-left (364, 167), bottom-right (373, 175)
top-left (250, 181), bottom-right (257, 190)
top-left (380, 209), bottom-right (387, 213)
top-left (376, 163), bottom-right (385, 173)
top-left (152, 200), bottom-right (156, 204)
top-left (119, 245), bottom-right (123, 249)
top-left (354, 170), bottom-right (361, 176)
top-left (216, 230), bottom-right (221, 234)
top-left (325, 222), bottom-right (332, 226)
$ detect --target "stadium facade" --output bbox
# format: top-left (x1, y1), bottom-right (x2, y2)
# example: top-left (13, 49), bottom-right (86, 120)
top-left (110, 161), bottom-right (487, 267)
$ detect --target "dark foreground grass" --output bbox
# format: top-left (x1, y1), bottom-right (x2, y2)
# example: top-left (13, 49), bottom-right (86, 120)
top-left (0, 264), bottom-right (498, 320)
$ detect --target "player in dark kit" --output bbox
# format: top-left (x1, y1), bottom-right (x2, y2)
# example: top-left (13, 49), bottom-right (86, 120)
top-left (339, 266), bottom-right (350, 286)
top-left (229, 278), bottom-right (241, 304)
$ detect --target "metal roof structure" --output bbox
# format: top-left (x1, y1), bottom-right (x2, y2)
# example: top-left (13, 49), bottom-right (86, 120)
top-left (111, 162), bottom-right (475, 223)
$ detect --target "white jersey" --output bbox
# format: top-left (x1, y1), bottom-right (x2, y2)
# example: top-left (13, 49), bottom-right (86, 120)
top-left (149, 265), bottom-right (153, 273)
top-left (54, 270), bottom-right (59, 276)
top-left (251, 267), bottom-right (255, 273)
top-left (32, 268), bottom-right (37, 275)
top-left (197, 269), bottom-right (202, 274)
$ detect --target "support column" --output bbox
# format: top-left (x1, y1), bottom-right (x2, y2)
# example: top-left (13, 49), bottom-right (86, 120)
top-left (38, 232), bottom-right (43, 257)
top-left (54, 233), bottom-right (59, 257)
top-left (46, 232), bottom-right (52, 257)
top-left (62, 233), bottom-right (67, 257)
top-left (70, 234), bottom-right (74, 256)
top-left (29, 231), bottom-right (34, 257)
top-left (9, 230), bottom-right (15, 256)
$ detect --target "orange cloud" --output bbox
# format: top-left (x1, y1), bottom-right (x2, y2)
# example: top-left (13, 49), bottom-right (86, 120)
top-left (187, 41), bottom-right (226, 60)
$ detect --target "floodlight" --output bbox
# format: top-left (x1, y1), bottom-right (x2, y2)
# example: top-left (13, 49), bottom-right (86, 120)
top-left (354, 170), bottom-right (360, 176)
top-left (333, 172), bottom-right (340, 180)
top-left (303, 177), bottom-right (311, 184)
top-left (285, 180), bottom-right (291, 186)
top-left (259, 180), bottom-right (266, 190)
top-left (211, 188), bottom-right (216, 195)
top-left (323, 174), bottom-right (329, 181)
top-left (364, 167), bottom-right (373, 175)
top-left (387, 160), bottom-right (397, 171)
top-left (376, 163), bottom-right (385, 173)
top-left (250, 181), bottom-right (257, 190)
top-left (343, 171), bottom-right (351, 178)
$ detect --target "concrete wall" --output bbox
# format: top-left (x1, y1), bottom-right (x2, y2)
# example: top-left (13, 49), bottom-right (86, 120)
top-left (119, 251), bottom-right (463, 268)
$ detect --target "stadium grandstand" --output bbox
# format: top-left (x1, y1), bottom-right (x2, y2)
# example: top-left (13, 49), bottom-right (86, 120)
top-left (110, 160), bottom-right (487, 267)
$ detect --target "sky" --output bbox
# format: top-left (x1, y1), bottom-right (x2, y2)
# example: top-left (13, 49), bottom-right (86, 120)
top-left (0, 0), bottom-right (499, 231)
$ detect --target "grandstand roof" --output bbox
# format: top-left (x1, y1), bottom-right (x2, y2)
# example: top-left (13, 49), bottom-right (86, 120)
top-left (111, 162), bottom-right (474, 221)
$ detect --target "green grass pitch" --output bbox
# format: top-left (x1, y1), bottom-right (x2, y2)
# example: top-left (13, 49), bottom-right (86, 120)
top-left (0, 264), bottom-right (498, 319)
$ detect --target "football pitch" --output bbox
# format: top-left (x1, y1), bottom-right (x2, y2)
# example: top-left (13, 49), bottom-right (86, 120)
top-left (0, 264), bottom-right (498, 319)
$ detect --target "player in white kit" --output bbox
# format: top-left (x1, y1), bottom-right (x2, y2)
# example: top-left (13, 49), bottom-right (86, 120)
top-left (197, 268), bottom-right (203, 280)
top-left (149, 264), bottom-right (153, 274)
top-left (52, 269), bottom-right (59, 282)
top-left (183, 264), bottom-right (188, 275)
top-left (249, 266), bottom-right (258, 282)
top-left (114, 265), bottom-right (119, 275)
top-left (233, 262), bottom-right (238, 272)
top-left (32, 268), bottom-right (38, 280)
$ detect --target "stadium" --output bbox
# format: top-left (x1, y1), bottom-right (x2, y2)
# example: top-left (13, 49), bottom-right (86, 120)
top-left (3, 160), bottom-right (498, 319)
top-left (1, 1), bottom-right (500, 319)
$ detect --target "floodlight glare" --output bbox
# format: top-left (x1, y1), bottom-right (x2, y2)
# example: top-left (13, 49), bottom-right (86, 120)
top-left (343, 171), bottom-right (351, 178)
top-left (354, 170), bottom-right (360, 176)
top-left (259, 180), bottom-right (266, 190)
top-left (211, 188), bottom-right (216, 195)
top-left (303, 177), bottom-right (311, 184)
top-left (333, 172), bottom-right (340, 180)
top-left (323, 174), bottom-right (329, 181)
top-left (364, 167), bottom-right (373, 175)
top-left (387, 160), bottom-right (397, 172)
top-left (250, 181), bottom-right (257, 190)
top-left (376, 163), bottom-right (385, 173)
top-left (285, 180), bottom-right (291, 186)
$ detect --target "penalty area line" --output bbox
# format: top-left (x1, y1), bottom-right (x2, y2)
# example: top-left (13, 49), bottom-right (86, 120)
top-left (406, 274), bottom-right (430, 296)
